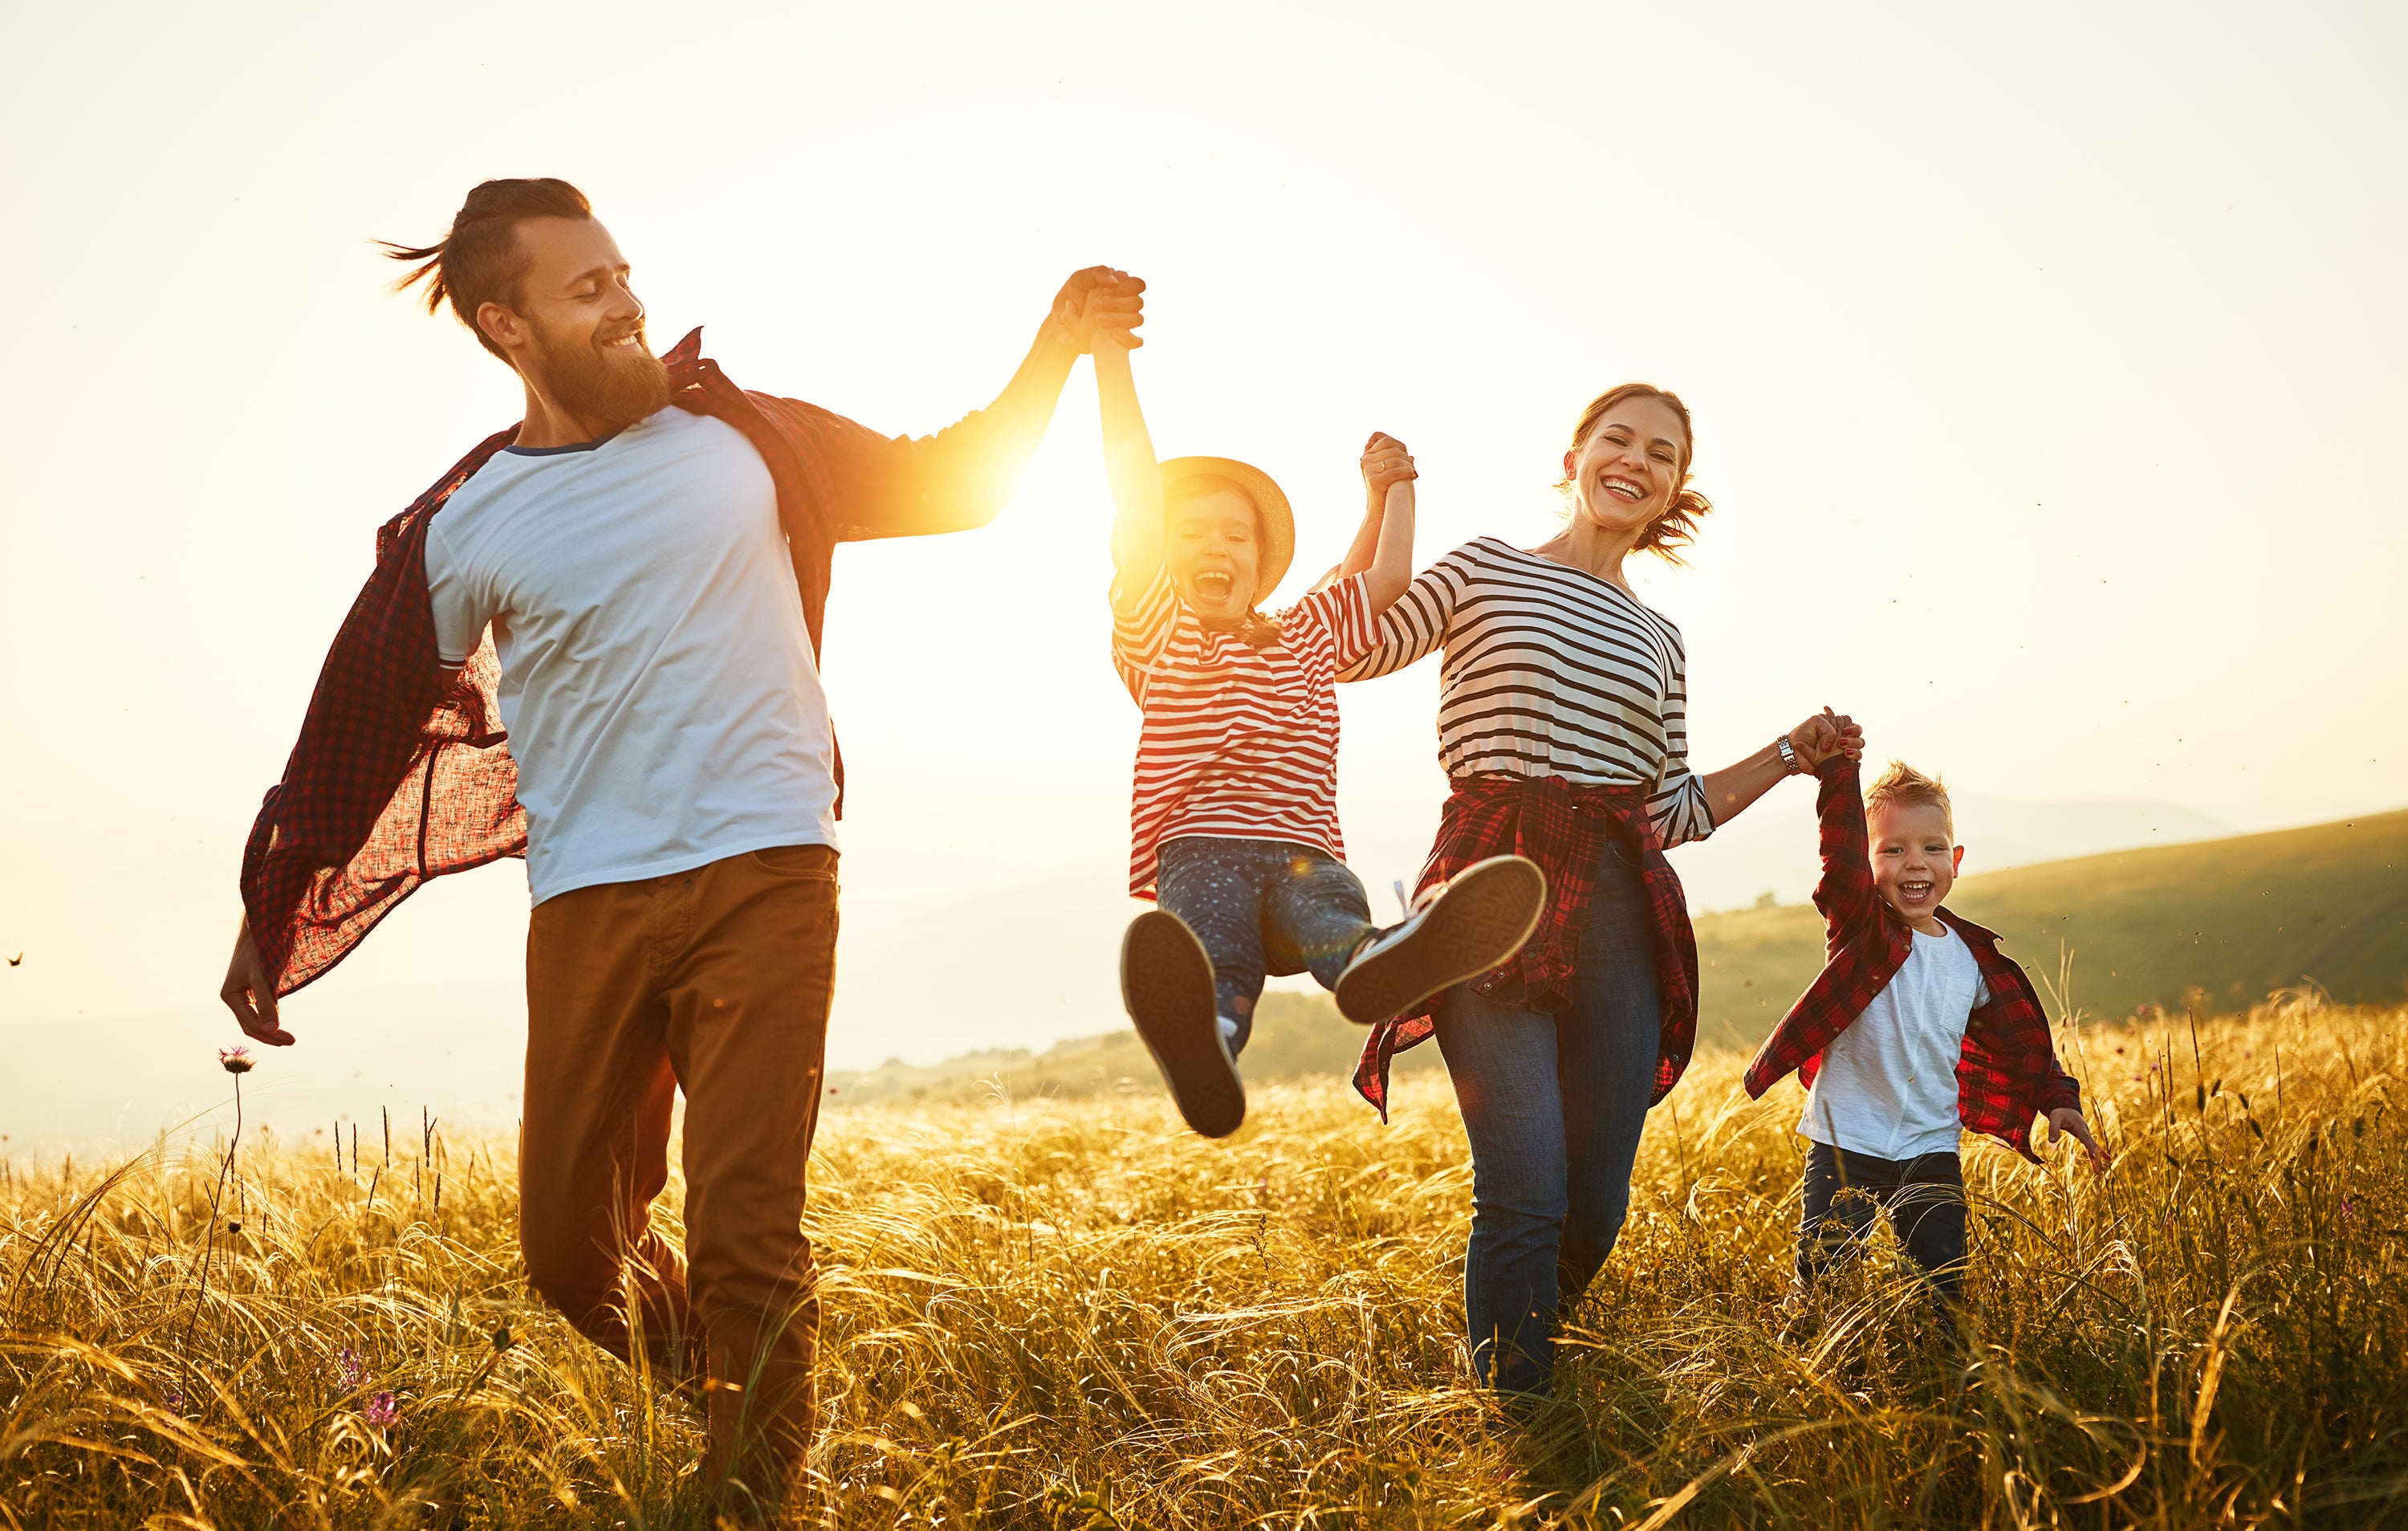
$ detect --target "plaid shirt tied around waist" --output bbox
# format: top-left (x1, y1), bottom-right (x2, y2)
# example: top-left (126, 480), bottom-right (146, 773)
top-left (1352, 775), bottom-right (1701, 1120)
top-left (243, 328), bottom-right (1030, 997)
top-left (1740, 757), bottom-right (2082, 1162)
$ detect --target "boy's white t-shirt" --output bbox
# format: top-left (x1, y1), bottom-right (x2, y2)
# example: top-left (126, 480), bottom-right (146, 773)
top-left (425, 407), bottom-right (839, 906)
top-left (1799, 923), bottom-right (1991, 1161)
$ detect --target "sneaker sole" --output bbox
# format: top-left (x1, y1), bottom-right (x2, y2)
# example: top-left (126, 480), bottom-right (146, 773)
top-left (1334, 855), bottom-right (1548, 1025)
top-left (1121, 910), bottom-right (1246, 1138)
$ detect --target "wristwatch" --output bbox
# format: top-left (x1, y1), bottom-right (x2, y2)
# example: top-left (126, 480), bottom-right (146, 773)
top-left (1775, 735), bottom-right (1801, 775)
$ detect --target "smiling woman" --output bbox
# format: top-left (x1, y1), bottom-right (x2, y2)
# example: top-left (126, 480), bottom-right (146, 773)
top-left (1551, 384), bottom-right (1714, 563)
top-left (1338, 381), bottom-right (1867, 1399)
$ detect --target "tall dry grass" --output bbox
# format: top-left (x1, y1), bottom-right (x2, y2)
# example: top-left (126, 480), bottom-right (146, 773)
top-left (2, 998), bottom-right (2402, 1528)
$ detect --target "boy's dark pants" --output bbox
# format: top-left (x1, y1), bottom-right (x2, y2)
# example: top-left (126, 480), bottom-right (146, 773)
top-left (1796, 1142), bottom-right (1968, 1305)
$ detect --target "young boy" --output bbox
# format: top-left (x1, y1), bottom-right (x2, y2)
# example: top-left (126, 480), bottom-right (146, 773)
top-left (1743, 752), bottom-right (2109, 1306)
top-left (1092, 322), bottom-right (1543, 1139)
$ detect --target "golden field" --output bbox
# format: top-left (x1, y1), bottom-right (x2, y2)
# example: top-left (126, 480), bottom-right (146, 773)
top-left (2, 996), bottom-right (2402, 1529)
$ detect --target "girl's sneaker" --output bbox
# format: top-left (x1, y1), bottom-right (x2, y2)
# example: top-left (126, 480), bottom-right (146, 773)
top-left (1121, 910), bottom-right (1246, 1138)
top-left (1334, 855), bottom-right (1547, 1025)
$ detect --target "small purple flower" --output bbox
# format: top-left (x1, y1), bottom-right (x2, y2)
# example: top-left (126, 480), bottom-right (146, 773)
top-left (336, 1347), bottom-right (364, 1391)
top-left (163, 1385), bottom-right (184, 1413)
top-left (2341, 1199), bottom-right (2356, 1221)
top-left (218, 1046), bottom-right (254, 1075)
top-left (362, 1391), bottom-right (397, 1427)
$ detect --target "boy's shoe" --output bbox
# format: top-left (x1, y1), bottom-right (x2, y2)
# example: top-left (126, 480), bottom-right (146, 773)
top-left (1334, 855), bottom-right (1548, 1025)
top-left (1121, 910), bottom-right (1246, 1138)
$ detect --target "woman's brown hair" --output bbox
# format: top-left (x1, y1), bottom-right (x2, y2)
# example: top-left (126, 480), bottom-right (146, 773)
top-left (381, 178), bottom-right (594, 360)
top-left (1556, 382), bottom-right (1713, 564)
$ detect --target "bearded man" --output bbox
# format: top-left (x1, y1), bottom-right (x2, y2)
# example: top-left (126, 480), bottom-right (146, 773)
top-left (216, 177), bottom-right (1142, 1516)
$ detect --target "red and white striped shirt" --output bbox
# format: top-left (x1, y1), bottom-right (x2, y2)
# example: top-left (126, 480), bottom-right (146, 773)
top-left (1112, 565), bottom-right (1378, 898)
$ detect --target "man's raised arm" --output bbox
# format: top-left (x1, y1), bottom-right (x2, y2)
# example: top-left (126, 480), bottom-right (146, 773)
top-left (813, 267), bottom-right (1146, 542)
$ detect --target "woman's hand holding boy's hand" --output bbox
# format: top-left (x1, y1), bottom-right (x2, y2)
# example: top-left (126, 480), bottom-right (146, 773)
top-left (2049, 1107), bottom-right (2111, 1172)
top-left (1051, 267), bottom-right (1147, 352)
top-left (1788, 707), bottom-right (1865, 772)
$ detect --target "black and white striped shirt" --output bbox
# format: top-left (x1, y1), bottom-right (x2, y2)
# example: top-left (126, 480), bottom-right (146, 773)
top-left (1341, 537), bottom-right (1715, 847)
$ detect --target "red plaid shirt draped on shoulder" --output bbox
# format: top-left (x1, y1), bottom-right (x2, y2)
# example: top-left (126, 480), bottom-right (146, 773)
top-left (1740, 756), bottom-right (2082, 1162)
top-left (242, 328), bottom-right (1031, 995)
top-left (1352, 775), bottom-right (1701, 1120)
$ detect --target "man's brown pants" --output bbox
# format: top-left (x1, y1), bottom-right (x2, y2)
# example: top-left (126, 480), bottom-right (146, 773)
top-left (522, 844), bottom-right (836, 1511)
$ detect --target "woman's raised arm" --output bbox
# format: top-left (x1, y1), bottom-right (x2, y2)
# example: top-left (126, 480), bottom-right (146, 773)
top-left (1698, 708), bottom-right (1864, 829)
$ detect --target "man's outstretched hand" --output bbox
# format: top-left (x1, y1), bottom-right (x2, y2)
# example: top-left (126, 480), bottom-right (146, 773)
top-left (1053, 267), bottom-right (1146, 352)
top-left (220, 918), bottom-right (294, 1047)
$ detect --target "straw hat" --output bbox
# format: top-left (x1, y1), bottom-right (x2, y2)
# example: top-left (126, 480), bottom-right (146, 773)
top-left (1157, 455), bottom-right (1296, 601)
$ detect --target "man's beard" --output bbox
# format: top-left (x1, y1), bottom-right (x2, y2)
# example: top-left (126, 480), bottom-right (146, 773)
top-left (529, 317), bottom-right (672, 430)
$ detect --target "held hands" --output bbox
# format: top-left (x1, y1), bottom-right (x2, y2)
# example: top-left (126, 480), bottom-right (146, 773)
top-left (1787, 706), bottom-right (1866, 772)
top-left (1360, 433), bottom-right (1418, 495)
top-left (1361, 432), bottom-right (1418, 527)
top-left (1051, 267), bottom-right (1147, 353)
top-left (2049, 1106), bottom-right (2112, 1173)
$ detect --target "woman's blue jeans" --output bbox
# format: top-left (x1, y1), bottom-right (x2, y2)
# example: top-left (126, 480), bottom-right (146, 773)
top-left (1434, 837), bottom-right (1662, 1396)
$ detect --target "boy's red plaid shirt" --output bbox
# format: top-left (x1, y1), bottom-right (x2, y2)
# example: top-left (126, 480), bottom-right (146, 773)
top-left (1741, 757), bottom-right (2082, 1161)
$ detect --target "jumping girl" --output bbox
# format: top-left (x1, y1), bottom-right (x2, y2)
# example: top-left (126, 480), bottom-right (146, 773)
top-left (1092, 319), bottom-right (1544, 1139)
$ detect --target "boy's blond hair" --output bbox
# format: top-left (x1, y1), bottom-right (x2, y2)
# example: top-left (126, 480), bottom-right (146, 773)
top-left (1865, 760), bottom-right (1954, 839)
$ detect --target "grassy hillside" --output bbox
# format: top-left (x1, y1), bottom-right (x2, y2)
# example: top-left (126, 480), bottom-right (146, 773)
top-left (1694, 806), bottom-right (2408, 1048)
top-left (7, 1004), bottom-right (2403, 1526)
top-left (830, 808), bottom-right (2408, 1105)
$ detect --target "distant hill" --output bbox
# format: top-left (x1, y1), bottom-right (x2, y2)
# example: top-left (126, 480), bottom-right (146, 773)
top-left (1692, 806), bottom-right (2408, 1048)
top-left (1670, 790), bottom-right (2232, 913)
top-left (828, 808), bottom-right (2408, 1108)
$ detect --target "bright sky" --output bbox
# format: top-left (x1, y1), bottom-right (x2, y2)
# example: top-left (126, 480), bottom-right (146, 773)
top-left (3, 2), bottom-right (2404, 1117)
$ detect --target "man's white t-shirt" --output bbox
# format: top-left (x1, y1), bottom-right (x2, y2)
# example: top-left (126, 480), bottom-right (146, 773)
top-left (1798, 923), bottom-right (1991, 1161)
top-left (425, 406), bottom-right (838, 905)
